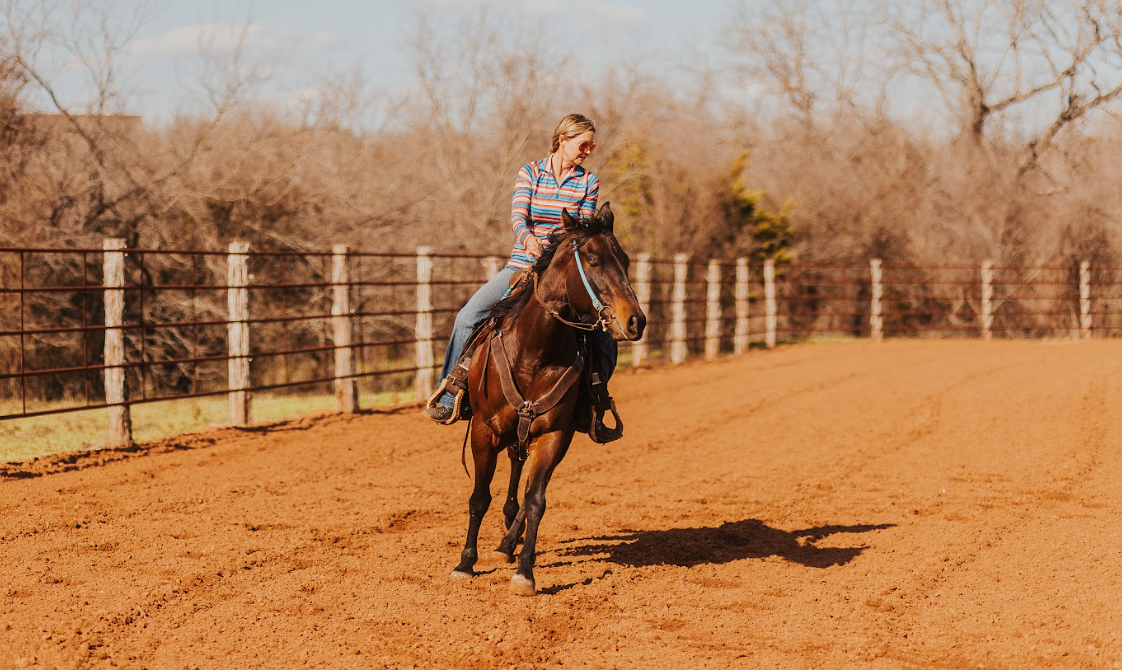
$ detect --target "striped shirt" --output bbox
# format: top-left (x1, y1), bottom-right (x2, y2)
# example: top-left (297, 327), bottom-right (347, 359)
top-left (508, 157), bottom-right (599, 269)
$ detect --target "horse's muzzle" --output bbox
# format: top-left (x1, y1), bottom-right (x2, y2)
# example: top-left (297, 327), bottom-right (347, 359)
top-left (617, 312), bottom-right (645, 341)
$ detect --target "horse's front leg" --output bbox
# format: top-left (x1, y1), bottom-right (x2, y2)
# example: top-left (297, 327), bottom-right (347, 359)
top-left (510, 429), bottom-right (573, 596)
top-left (451, 421), bottom-right (500, 578)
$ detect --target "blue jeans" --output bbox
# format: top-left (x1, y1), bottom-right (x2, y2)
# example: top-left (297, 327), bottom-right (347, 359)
top-left (437, 266), bottom-right (618, 407)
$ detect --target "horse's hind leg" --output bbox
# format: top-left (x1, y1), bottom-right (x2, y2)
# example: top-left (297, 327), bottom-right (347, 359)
top-left (493, 506), bottom-right (525, 564)
top-left (492, 448), bottom-right (524, 562)
top-left (501, 449), bottom-right (524, 531)
top-left (451, 423), bottom-right (499, 578)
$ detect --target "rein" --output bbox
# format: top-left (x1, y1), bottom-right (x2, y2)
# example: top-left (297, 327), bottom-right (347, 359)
top-left (531, 239), bottom-right (621, 333)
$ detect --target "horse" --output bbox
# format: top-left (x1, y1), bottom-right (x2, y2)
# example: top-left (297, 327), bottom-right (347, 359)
top-left (450, 203), bottom-right (646, 596)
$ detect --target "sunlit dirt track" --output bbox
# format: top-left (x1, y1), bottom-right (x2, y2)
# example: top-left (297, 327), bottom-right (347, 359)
top-left (2, 340), bottom-right (1121, 669)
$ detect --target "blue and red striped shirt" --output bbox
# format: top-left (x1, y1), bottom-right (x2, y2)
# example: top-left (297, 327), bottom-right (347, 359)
top-left (508, 157), bottom-right (599, 269)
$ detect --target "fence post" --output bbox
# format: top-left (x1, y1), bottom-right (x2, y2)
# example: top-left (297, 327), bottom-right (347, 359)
top-left (227, 241), bottom-right (251, 426)
top-left (870, 258), bottom-right (883, 342)
top-left (1080, 260), bottom-right (1091, 340)
top-left (632, 253), bottom-right (652, 367)
top-left (415, 247), bottom-right (435, 400)
top-left (482, 256), bottom-right (503, 280)
top-left (705, 259), bottom-right (721, 361)
top-left (734, 257), bottom-right (749, 355)
top-left (102, 238), bottom-right (132, 447)
top-left (671, 253), bottom-right (689, 364)
top-left (981, 260), bottom-right (994, 341)
top-left (764, 259), bottom-right (777, 349)
top-left (332, 245), bottom-right (358, 413)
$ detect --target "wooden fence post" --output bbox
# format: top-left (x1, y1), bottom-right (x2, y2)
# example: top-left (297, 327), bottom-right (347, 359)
top-left (227, 241), bottom-right (251, 426)
top-left (734, 257), bottom-right (749, 355)
top-left (981, 261), bottom-right (994, 341)
top-left (632, 253), bottom-right (652, 367)
top-left (482, 256), bottom-right (503, 280)
top-left (332, 245), bottom-right (358, 413)
top-left (705, 259), bottom-right (721, 361)
top-left (1080, 260), bottom-right (1091, 340)
top-left (870, 259), bottom-right (884, 342)
top-left (764, 259), bottom-right (777, 349)
top-left (415, 247), bottom-right (435, 400)
top-left (102, 238), bottom-right (132, 447)
top-left (671, 253), bottom-right (689, 364)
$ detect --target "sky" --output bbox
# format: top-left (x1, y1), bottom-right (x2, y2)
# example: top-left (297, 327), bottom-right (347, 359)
top-left (15, 0), bottom-right (737, 123)
top-left (13, 1), bottom-right (1113, 139)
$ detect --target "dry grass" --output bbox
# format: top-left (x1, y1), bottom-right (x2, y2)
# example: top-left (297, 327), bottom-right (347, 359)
top-left (0, 389), bottom-right (407, 463)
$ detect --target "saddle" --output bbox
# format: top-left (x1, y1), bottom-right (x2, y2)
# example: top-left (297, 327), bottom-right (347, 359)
top-left (424, 270), bottom-right (532, 424)
top-left (424, 319), bottom-right (623, 448)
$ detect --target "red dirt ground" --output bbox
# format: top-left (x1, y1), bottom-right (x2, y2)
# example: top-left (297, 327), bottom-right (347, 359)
top-left (2, 340), bottom-right (1121, 669)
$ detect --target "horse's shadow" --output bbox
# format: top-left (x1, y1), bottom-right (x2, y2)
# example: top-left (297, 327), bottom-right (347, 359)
top-left (550, 519), bottom-right (896, 571)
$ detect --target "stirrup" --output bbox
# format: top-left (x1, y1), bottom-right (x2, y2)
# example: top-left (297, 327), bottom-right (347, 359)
top-left (425, 385), bottom-right (466, 425)
top-left (588, 398), bottom-right (623, 443)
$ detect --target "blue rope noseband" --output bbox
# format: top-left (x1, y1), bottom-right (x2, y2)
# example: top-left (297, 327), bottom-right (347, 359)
top-left (572, 239), bottom-right (606, 315)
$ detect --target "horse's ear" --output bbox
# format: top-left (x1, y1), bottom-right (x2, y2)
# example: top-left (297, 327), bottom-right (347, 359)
top-left (561, 208), bottom-right (579, 232)
top-left (598, 202), bottom-right (614, 233)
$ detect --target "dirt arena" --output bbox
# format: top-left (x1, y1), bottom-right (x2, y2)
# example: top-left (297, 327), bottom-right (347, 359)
top-left (2, 340), bottom-right (1121, 669)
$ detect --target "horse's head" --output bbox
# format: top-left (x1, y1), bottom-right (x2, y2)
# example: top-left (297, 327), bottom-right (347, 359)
top-left (544, 203), bottom-right (646, 341)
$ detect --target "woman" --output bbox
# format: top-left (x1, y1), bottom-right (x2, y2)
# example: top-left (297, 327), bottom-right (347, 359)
top-left (424, 113), bottom-right (619, 439)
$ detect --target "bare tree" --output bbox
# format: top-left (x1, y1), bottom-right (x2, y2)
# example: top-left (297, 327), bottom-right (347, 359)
top-left (401, 7), bottom-right (570, 248)
top-left (886, 0), bottom-right (1122, 174)
top-left (726, 0), bottom-right (887, 127)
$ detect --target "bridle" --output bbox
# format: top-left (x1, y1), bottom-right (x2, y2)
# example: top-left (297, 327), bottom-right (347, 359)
top-left (532, 238), bottom-right (622, 333)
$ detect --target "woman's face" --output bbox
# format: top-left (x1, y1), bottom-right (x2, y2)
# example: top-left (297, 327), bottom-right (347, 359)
top-left (560, 130), bottom-right (596, 165)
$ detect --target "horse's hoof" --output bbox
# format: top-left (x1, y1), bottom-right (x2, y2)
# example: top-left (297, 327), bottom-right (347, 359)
top-left (509, 574), bottom-right (536, 596)
top-left (450, 569), bottom-right (473, 580)
top-left (492, 550), bottom-right (515, 564)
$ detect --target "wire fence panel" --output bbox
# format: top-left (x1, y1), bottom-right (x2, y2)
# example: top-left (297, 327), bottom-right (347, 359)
top-left (0, 247), bottom-right (1110, 444)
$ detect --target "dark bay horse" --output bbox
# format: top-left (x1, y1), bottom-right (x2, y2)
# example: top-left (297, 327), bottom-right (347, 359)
top-left (451, 203), bottom-right (645, 596)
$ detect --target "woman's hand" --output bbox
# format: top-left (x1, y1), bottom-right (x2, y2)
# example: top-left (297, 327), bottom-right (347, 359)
top-left (524, 236), bottom-right (543, 260)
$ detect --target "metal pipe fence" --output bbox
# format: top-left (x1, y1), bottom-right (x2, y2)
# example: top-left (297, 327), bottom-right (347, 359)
top-left (0, 244), bottom-right (1111, 446)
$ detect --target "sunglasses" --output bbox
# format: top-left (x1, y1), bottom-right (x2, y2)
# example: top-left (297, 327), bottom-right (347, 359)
top-left (570, 138), bottom-right (596, 154)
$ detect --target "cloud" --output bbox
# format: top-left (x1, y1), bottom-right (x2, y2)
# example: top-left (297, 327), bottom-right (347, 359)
top-left (128, 23), bottom-right (345, 61)
top-left (415, 0), bottom-right (491, 10)
top-left (521, 1), bottom-right (650, 25)
top-left (416, 0), bottom-right (651, 27)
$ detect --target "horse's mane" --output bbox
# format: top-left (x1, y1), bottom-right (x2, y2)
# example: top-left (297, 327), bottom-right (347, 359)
top-left (486, 213), bottom-right (609, 326)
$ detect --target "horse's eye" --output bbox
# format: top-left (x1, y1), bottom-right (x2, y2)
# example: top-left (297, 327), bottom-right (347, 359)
top-left (585, 253), bottom-right (600, 267)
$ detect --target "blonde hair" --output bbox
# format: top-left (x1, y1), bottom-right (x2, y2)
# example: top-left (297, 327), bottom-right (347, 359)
top-left (550, 113), bottom-right (596, 153)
